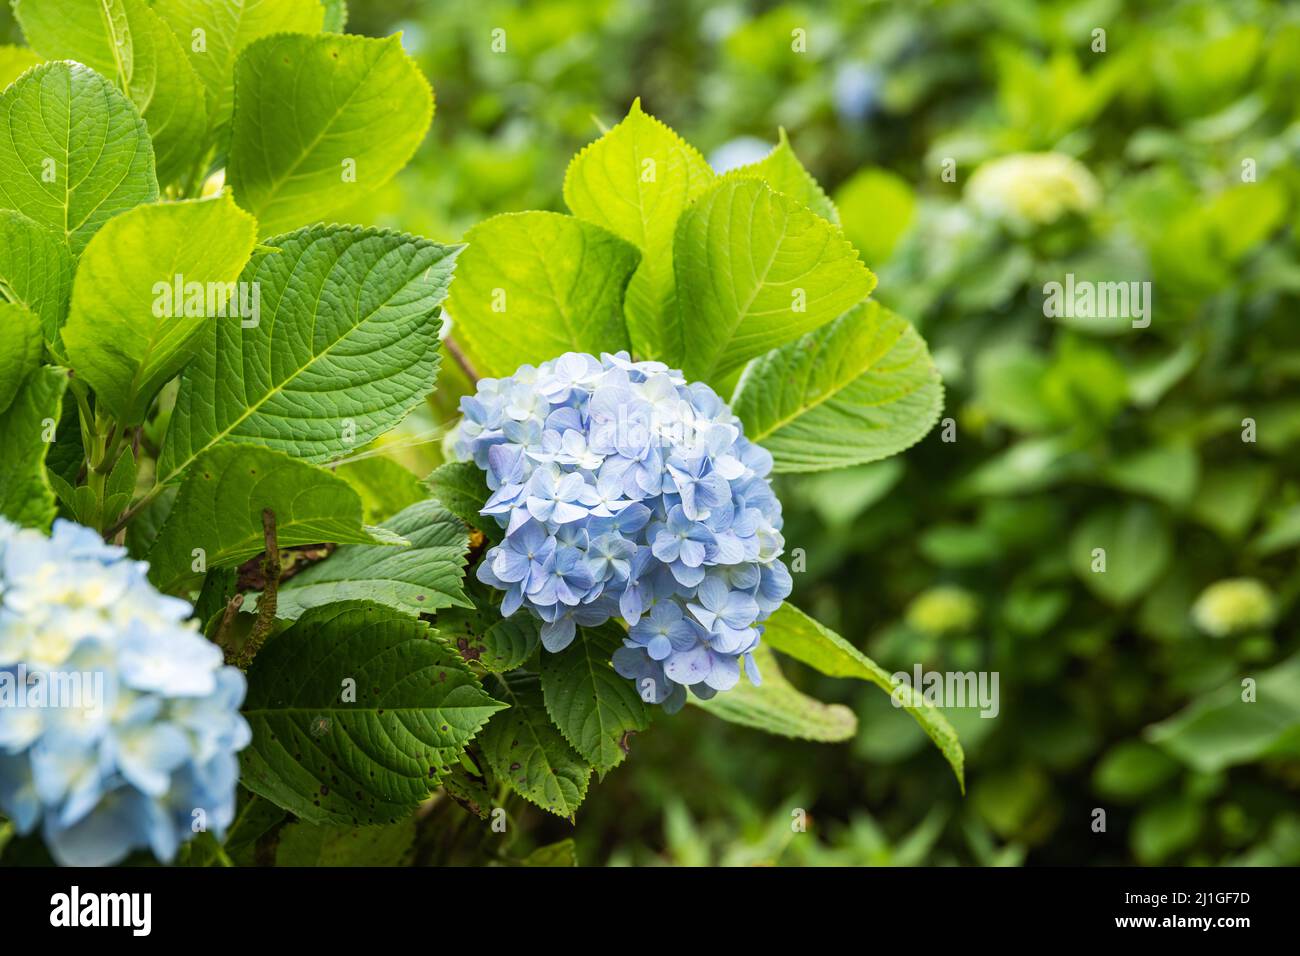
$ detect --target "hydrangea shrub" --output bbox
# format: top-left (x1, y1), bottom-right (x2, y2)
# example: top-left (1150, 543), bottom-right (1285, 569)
top-left (0, 4), bottom-right (957, 866)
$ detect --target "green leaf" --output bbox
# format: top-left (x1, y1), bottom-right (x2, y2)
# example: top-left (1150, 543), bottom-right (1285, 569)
top-left (732, 301), bottom-right (942, 473)
top-left (690, 642), bottom-right (857, 742)
top-left (1069, 501), bottom-right (1173, 606)
top-left (275, 499), bottom-right (472, 621)
top-left (0, 303), bottom-right (42, 414)
top-left (731, 128), bottom-right (838, 223)
top-left (760, 602), bottom-right (965, 788)
top-left (425, 460), bottom-right (500, 544)
top-left (156, 0), bottom-right (324, 145)
top-left (1189, 462), bottom-right (1272, 540)
top-left (833, 167), bottom-right (916, 266)
top-left (320, 0), bottom-right (348, 33)
top-left (147, 443), bottom-right (402, 594)
top-left (227, 32), bottom-right (432, 236)
top-left (241, 601), bottom-right (506, 825)
top-left (15, 0), bottom-right (207, 185)
top-left (0, 61), bottom-right (158, 255)
top-left (517, 839), bottom-right (578, 867)
top-left (0, 45), bottom-right (41, 89)
top-left (159, 225), bottom-right (460, 485)
top-left (1102, 442), bottom-right (1199, 509)
top-left (674, 176), bottom-right (876, 384)
top-left (1146, 653), bottom-right (1300, 774)
top-left (61, 193), bottom-right (258, 424)
top-left (0, 365), bottom-right (65, 529)
top-left (563, 98), bottom-right (714, 360)
top-left (447, 211), bottom-right (640, 378)
top-left (0, 209), bottom-right (72, 349)
top-left (334, 456), bottom-right (425, 524)
top-left (435, 592), bottom-right (541, 673)
top-left (540, 623), bottom-right (649, 773)
top-left (481, 673), bottom-right (592, 818)
top-left (274, 818), bottom-right (416, 867)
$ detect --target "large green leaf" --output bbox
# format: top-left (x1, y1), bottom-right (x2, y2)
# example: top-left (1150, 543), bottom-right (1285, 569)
top-left (61, 193), bottom-right (258, 425)
top-left (241, 601), bottom-right (506, 826)
top-left (0, 61), bottom-right (157, 255)
top-left (1069, 501), bottom-right (1172, 606)
top-left (156, 0), bottom-right (324, 145)
top-left (481, 673), bottom-right (592, 818)
top-left (1146, 654), bottom-right (1300, 774)
top-left (731, 128), bottom-right (838, 223)
top-left (673, 176), bottom-right (876, 384)
top-left (15, 0), bottom-right (207, 185)
top-left (435, 600), bottom-right (541, 674)
top-left (0, 365), bottom-right (66, 530)
top-left (0, 303), bottom-right (42, 414)
top-left (0, 209), bottom-right (71, 347)
top-left (227, 32), bottom-right (432, 236)
top-left (147, 443), bottom-right (402, 594)
top-left (540, 623), bottom-right (649, 773)
top-left (275, 499), bottom-right (473, 621)
top-left (563, 99), bottom-right (714, 360)
top-left (732, 301), bottom-right (942, 473)
top-left (447, 211), bottom-right (640, 378)
top-left (690, 642), bottom-right (857, 742)
top-left (159, 226), bottom-right (459, 485)
top-left (759, 602), bottom-right (965, 788)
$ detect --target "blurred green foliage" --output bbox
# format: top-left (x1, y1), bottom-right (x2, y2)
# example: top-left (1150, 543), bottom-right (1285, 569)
top-left (8, 0), bottom-right (1292, 866)
top-left (330, 0), bottom-right (1300, 867)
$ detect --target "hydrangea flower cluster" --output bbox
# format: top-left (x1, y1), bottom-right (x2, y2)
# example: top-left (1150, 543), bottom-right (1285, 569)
top-left (0, 519), bottom-right (250, 866)
top-left (452, 351), bottom-right (793, 712)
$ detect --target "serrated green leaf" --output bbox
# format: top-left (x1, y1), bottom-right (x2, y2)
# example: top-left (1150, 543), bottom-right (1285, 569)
top-left (15, 0), bottom-right (207, 185)
top-left (0, 365), bottom-right (65, 530)
top-left (241, 601), bottom-right (506, 826)
top-left (0, 61), bottom-right (158, 255)
top-left (0, 46), bottom-right (41, 89)
top-left (156, 0), bottom-right (324, 147)
top-left (159, 225), bottom-right (460, 485)
top-left (274, 818), bottom-right (416, 866)
top-left (227, 32), bottom-right (432, 236)
top-left (540, 623), bottom-right (649, 773)
top-left (563, 98), bottom-right (714, 361)
top-left (0, 210), bottom-right (70, 350)
top-left (1069, 501), bottom-right (1172, 606)
top-left (481, 673), bottom-right (591, 818)
top-left (731, 128), bottom-right (838, 223)
top-left (147, 443), bottom-right (402, 594)
top-left (0, 303), bottom-right (42, 414)
top-left (674, 176), bottom-right (876, 384)
top-left (760, 602), bottom-right (965, 789)
top-left (447, 211), bottom-right (640, 378)
top-left (436, 593), bottom-right (541, 673)
top-left (320, 0), bottom-right (348, 33)
top-left (61, 193), bottom-right (258, 425)
top-left (690, 642), bottom-right (857, 742)
top-left (425, 460), bottom-right (500, 544)
top-left (275, 499), bottom-right (472, 621)
top-left (732, 301), bottom-right (942, 473)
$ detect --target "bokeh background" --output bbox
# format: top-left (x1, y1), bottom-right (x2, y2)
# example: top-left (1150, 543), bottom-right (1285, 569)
top-left (7, 0), bottom-right (1296, 865)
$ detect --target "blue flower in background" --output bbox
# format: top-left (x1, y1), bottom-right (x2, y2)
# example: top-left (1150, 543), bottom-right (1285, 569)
top-left (453, 351), bottom-right (793, 712)
top-left (0, 518), bottom-right (250, 866)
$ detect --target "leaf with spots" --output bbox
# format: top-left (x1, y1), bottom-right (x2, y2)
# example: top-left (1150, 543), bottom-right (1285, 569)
top-left (481, 673), bottom-right (591, 819)
top-left (241, 601), bottom-right (507, 826)
top-left (541, 623), bottom-right (649, 773)
top-left (436, 596), bottom-right (541, 673)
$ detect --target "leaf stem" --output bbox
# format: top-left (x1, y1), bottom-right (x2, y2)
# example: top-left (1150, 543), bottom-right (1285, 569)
top-left (236, 509), bottom-right (281, 669)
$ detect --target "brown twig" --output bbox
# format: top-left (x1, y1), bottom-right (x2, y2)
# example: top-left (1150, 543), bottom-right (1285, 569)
top-left (443, 335), bottom-right (479, 384)
top-left (216, 594), bottom-right (246, 664)
top-left (236, 509), bottom-right (281, 669)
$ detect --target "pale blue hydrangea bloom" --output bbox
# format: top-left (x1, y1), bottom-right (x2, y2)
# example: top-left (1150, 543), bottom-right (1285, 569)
top-left (452, 352), bottom-right (793, 712)
top-left (0, 519), bottom-right (251, 866)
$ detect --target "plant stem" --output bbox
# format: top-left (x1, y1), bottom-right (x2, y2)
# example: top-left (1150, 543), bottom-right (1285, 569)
top-left (443, 335), bottom-right (479, 384)
top-left (236, 509), bottom-right (281, 669)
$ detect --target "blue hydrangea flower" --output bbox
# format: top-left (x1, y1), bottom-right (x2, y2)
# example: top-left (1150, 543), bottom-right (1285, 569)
top-left (0, 518), bottom-right (251, 866)
top-left (452, 351), bottom-right (793, 712)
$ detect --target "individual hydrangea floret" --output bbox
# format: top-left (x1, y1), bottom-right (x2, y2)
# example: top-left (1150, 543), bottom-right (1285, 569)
top-left (452, 351), bottom-right (793, 712)
top-left (0, 519), bottom-right (251, 866)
